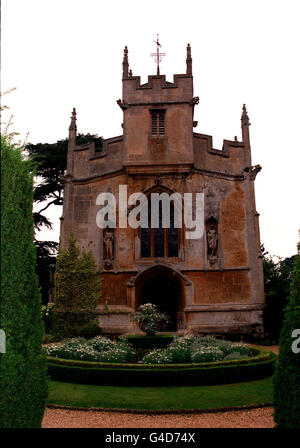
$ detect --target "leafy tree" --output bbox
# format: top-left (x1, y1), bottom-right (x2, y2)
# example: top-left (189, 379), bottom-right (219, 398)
top-left (273, 241), bottom-right (300, 428)
top-left (35, 240), bottom-right (57, 305)
top-left (53, 234), bottom-right (102, 337)
top-left (26, 133), bottom-right (103, 303)
top-left (0, 135), bottom-right (48, 428)
top-left (26, 133), bottom-right (103, 230)
top-left (262, 245), bottom-right (296, 341)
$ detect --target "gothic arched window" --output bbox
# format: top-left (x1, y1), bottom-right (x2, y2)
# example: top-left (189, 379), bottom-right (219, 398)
top-left (140, 196), bottom-right (179, 258)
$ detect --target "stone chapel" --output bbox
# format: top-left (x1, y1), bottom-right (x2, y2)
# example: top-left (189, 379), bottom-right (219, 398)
top-left (60, 43), bottom-right (265, 335)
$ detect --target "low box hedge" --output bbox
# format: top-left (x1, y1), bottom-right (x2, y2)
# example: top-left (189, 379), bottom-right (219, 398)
top-left (47, 347), bottom-right (268, 369)
top-left (47, 348), bottom-right (276, 387)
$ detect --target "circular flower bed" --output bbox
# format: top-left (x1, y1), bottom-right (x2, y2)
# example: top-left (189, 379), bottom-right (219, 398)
top-left (45, 335), bottom-right (254, 364)
top-left (46, 335), bottom-right (276, 386)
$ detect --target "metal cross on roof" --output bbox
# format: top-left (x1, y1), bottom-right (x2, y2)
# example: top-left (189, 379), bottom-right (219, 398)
top-left (150, 34), bottom-right (166, 75)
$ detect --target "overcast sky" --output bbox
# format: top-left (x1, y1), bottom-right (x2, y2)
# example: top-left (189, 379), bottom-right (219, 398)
top-left (2, 0), bottom-right (300, 258)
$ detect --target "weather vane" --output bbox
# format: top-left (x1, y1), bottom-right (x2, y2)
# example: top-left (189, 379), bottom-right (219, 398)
top-left (150, 34), bottom-right (166, 75)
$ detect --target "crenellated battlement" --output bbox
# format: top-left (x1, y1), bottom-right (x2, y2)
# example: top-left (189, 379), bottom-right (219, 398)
top-left (122, 74), bottom-right (193, 105)
top-left (121, 43), bottom-right (194, 105)
top-left (67, 44), bottom-right (253, 178)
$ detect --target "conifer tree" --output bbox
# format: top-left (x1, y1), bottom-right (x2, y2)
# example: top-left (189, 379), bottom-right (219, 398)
top-left (53, 234), bottom-right (102, 337)
top-left (273, 239), bottom-right (300, 428)
top-left (0, 136), bottom-right (48, 428)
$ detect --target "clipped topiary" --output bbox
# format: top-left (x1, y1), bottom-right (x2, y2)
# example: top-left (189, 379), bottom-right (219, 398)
top-left (131, 303), bottom-right (168, 336)
top-left (273, 242), bottom-right (300, 428)
top-left (0, 136), bottom-right (48, 427)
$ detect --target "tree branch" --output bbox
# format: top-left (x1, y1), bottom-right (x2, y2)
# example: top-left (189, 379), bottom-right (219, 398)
top-left (37, 199), bottom-right (59, 214)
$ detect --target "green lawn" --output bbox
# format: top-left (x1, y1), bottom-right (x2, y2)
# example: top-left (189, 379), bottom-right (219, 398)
top-left (48, 377), bottom-right (273, 410)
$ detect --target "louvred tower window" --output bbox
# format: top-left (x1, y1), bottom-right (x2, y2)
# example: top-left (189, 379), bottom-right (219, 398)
top-left (150, 109), bottom-right (166, 136)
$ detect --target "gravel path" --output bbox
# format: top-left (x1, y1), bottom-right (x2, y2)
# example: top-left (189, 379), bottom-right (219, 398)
top-left (42, 406), bottom-right (274, 428)
top-left (43, 345), bottom-right (278, 428)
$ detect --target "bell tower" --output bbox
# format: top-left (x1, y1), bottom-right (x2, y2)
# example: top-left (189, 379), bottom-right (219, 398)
top-left (117, 44), bottom-right (198, 174)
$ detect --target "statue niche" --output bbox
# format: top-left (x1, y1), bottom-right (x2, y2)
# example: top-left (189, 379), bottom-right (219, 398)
top-left (103, 227), bottom-right (114, 270)
top-left (206, 217), bottom-right (218, 265)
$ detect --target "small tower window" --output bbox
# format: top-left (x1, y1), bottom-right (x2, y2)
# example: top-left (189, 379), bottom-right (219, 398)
top-left (150, 109), bottom-right (165, 136)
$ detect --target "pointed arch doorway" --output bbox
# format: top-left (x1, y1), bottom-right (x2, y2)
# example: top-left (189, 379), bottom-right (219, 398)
top-left (136, 266), bottom-right (183, 331)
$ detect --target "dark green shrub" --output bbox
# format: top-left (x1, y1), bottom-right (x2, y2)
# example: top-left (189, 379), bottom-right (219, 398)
top-left (53, 311), bottom-right (98, 338)
top-left (165, 337), bottom-right (194, 363)
top-left (167, 345), bottom-right (191, 363)
top-left (53, 235), bottom-right (101, 338)
top-left (124, 334), bottom-right (174, 350)
top-left (191, 347), bottom-right (224, 363)
top-left (262, 248), bottom-right (296, 342)
top-left (97, 344), bottom-right (135, 363)
top-left (192, 335), bottom-right (224, 348)
top-left (0, 136), bottom-right (48, 427)
top-left (42, 333), bottom-right (59, 344)
top-left (88, 336), bottom-right (115, 352)
top-left (215, 340), bottom-right (235, 355)
top-left (273, 248), bottom-right (300, 428)
top-left (224, 343), bottom-right (251, 357)
top-left (78, 323), bottom-right (102, 339)
top-left (41, 302), bottom-right (55, 333)
top-left (142, 348), bottom-right (174, 364)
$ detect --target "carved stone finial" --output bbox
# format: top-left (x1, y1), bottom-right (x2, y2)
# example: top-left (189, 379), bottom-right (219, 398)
top-left (122, 45), bottom-right (129, 79)
top-left (241, 104), bottom-right (250, 127)
top-left (241, 104), bottom-right (251, 145)
top-left (69, 107), bottom-right (77, 132)
top-left (186, 43), bottom-right (192, 75)
top-left (129, 69), bottom-right (133, 78)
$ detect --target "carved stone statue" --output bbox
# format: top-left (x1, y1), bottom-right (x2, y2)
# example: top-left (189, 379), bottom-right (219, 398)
top-left (207, 223), bottom-right (218, 257)
top-left (104, 228), bottom-right (114, 260)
